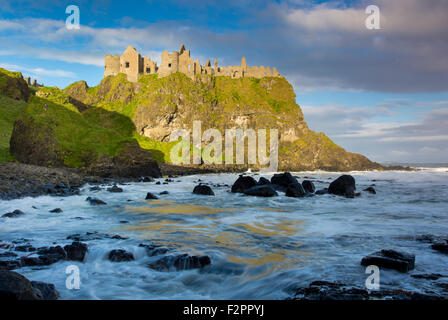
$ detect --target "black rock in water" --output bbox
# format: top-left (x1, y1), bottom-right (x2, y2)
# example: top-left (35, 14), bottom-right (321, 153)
top-left (243, 185), bottom-right (278, 197)
top-left (285, 184), bottom-right (306, 198)
top-left (193, 185), bottom-right (215, 196)
top-left (2, 210), bottom-right (25, 218)
top-left (302, 180), bottom-right (315, 193)
top-left (145, 192), bottom-right (159, 200)
top-left (49, 208), bottom-right (63, 213)
top-left (329, 175), bottom-right (356, 198)
top-left (431, 242), bottom-right (448, 254)
top-left (142, 176), bottom-right (154, 182)
top-left (148, 254), bottom-right (211, 272)
top-left (86, 197), bottom-right (107, 205)
top-left (64, 241), bottom-right (88, 262)
top-left (231, 175), bottom-right (257, 193)
top-left (361, 249), bottom-right (415, 273)
top-left (31, 281), bottom-right (60, 300)
top-left (21, 246), bottom-right (66, 267)
top-left (159, 191), bottom-right (169, 195)
top-left (411, 273), bottom-right (444, 280)
top-left (107, 185), bottom-right (123, 193)
top-left (14, 244), bottom-right (36, 252)
top-left (257, 177), bottom-right (271, 185)
top-left (363, 187), bottom-right (376, 194)
top-left (315, 188), bottom-right (329, 195)
top-left (108, 249), bottom-right (134, 262)
top-left (271, 172), bottom-right (299, 189)
top-left (139, 244), bottom-right (169, 257)
top-left (0, 270), bottom-right (41, 300)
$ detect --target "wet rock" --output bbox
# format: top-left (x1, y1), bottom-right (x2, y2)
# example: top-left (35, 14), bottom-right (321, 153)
top-left (0, 270), bottom-right (41, 300)
top-left (293, 280), bottom-right (442, 300)
top-left (31, 281), bottom-right (60, 300)
top-left (67, 232), bottom-right (128, 241)
top-left (431, 242), bottom-right (448, 254)
top-left (159, 191), bottom-right (169, 195)
top-left (142, 176), bottom-right (154, 182)
top-left (193, 185), bottom-right (215, 196)
top-left (139, 244), bottom-right (169, 256)
top-left (108, 249), bottom-right (134, 262)
top-left (155, 181), bottom-right (161, 185)
top-left (0, 252), bottom-right (17, 258)
top-left (145, 192), bottom-right (159, 200)
top-left (244, 185), bottom-right (277, 197)
top-left (363, 187), bottom-right (376, 194)
top-left (411, 273), bottom-right (445, 280)
top-left (64, 242), bottom-right (88, 262)
top-left (315, 188), bottom-right (328, 195)
top-left (22, 246), bottom-right (66, 266)
top-left (302, 180), bottom-right (315, 193)
top-left (2, 210), bottom-right (25, 218)
top-left (285, 184), bottom-right (306, 198)
top-left (107, 184), bottom-right (123, 193)
top-left (271, 172), bottom-right (299, 190)
top-left (14, 244), bottom-right (36, 252)
top-left (0, 260), bottom-right (21, 270)
top-left (148, 254), bottom-right (211, 272)
top-left (89, 186), bottom-right (102, 191)
top-left (231, 175), bottom-right (257, 193)
top-left (49, 208), bottom-right (63, 213)
top-left (329, 175), bottom-right (356, 198)
top-left (361, 249), bottom-right (415, 273)
top-left (86, 197), bottom-right (107, 205)
top-left (257, 177), bottom-right (270, 185)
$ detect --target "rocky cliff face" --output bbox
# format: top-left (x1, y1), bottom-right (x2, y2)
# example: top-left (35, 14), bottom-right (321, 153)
top-left (64, 73), bottom-right (381, 171)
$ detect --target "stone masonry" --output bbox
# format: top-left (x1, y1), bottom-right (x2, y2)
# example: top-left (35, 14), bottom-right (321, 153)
top-left (104, 45), bottom-right (282, 82)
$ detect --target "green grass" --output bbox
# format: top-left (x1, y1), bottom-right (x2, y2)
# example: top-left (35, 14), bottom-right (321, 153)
top-left (0, 94), bottom-right (27, 161)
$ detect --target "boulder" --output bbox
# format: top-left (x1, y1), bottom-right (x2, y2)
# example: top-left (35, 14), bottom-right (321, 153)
top-left (315, 188), bottom-right (328, 195)
top-left (329, 175), bottom-right (356, 198)
top-left (0, 270), bottom-right (41, 300)
top-left (108, 249), bottom-right (134, 262)
top-left (159, 191), bottom-right (169, 195)
top-left (431, 242), bottom-right (448, 254)
top-left (107, 185), bottom-right (123, 193)
top-left (86, 197), bottom-right (107, 205)
top-left (363, 187), bottom-right (376, 194)
top-left (21, 246), bottom-right (66, 267)
top-left (302, 180), bottom-right (315, 193)
top-left (285, 184), bottom-right (306, 198)
top-left (361, 249), bottom-right (415, 273)
top-left (231, 175), bottom-right (257, 193)
top-left (193, 185), bottom-right (215, 196)
top-left (148, 254), bottom-right (211, 272)
top-left (49, 208), bottom-right (63, 213)
top-left (257, 177), bottom-right (270, 185)
top-left (145, 192), bottom-right (159, 200)
top-left (271, 172), bottom-right (299, 189)
top-left (139, 244), bottom-right (169, 257)
top-left (64, 241), bottom-right (88, 262)
top-left (2, 210), bottom-right (25, 218)
top-left (30, 281), bottom-right (60, 300)
top-left (243, 185), bottom-right (278, 197)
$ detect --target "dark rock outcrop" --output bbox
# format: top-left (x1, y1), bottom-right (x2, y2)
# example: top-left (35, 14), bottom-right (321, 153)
top-left (0, 270), bottom-right (41, 300)
top-left (30, 281), bottom-right (60, 300)
top-left (2, 210), bottom-right (25, 218)
top-left (193, 184), bottom-right (215, 196)
top-left (108, 249), bottom-right (134, 262)
top-left (86, 197), bottom-right (107, 206)
top-left (257, 177), bottom-right (270, 185)
top-left (315, 188), bottom-right (328, 195)
top-left (285, 184), bottom-right (306, 198)
top-left (64, 242), bottom-right (88, 262)
top-left (302, 180), bottom-right (315, 193)
top-left (148, 254), bottom-right (211, 271)
top-left (145, 192), bottom-right (159, 200)
top-left (431, 242), bottom-right (448, 254)
top-left (329, 175), bottom-right (356, 198)
top-left (107, 184), bottom-right (123, 193)
top-left (363, 187), bottom-right (376, 194)
top-left (243, 185), bottom-right (278, 197)
top-left (361, 249), bottom-right (415, 273)
top-left (271, 172), bottom-right (299, 190)
top-left (139, 244), bottom-right (169, 256)
top-left (21, 246), bottom-right (67, 267)
top-left (231, 175), bottom-right (257, 193)
top-left (49, 208), bottom-right (63, 213)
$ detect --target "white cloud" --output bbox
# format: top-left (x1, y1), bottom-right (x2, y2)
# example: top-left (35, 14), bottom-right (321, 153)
top-left (0, 63), bottom-right (76, 78)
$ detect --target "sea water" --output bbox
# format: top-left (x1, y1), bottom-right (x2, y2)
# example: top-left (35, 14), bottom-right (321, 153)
top-left (1, 169), bottom-right (448, 299)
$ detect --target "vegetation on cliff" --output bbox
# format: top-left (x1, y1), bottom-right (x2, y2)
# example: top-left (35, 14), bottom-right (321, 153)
top-left (1, 66), bottom-right (381, 172)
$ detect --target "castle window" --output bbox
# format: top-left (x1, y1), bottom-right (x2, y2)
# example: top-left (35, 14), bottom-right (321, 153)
top-left (168, 63), bottom-right (172, 68)
top-left (125, 62), bottom-right (130, 68)
top-left (188, 64), bottom-right (191, 71)
top-left (146, 67), bottom-right (151, 73)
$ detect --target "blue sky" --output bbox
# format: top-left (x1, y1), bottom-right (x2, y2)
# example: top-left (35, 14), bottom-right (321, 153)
top-left (1, 0), bottom-right (447, 163)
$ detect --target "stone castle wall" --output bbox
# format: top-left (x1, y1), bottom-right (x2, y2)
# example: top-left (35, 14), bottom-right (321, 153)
top-left (104, 45), bottom-right (282, 82)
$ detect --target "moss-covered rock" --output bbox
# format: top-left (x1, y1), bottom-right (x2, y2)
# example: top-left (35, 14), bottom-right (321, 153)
top-left (0, 68), bottom-right (30, 102)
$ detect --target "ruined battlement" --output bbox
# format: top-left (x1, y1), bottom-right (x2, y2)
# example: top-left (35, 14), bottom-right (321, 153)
top-left (104, 45), bottom-right (282, 82)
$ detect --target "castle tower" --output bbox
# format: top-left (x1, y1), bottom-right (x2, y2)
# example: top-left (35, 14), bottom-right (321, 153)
top-left (120, 45), bottom-right (142, 82)
top-left (241, 57), bottom-right (247, 70)
top-left (104, 54), bottom-right (120, 77)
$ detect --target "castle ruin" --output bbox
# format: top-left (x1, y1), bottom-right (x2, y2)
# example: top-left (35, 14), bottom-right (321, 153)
top-left (104, 45), bottom-right (281, 82)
